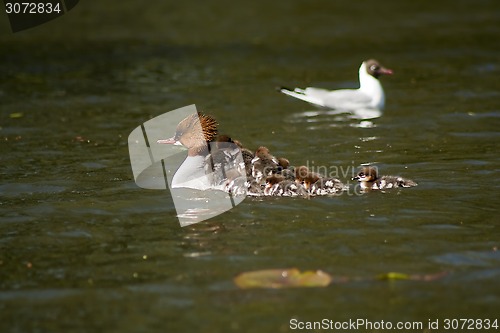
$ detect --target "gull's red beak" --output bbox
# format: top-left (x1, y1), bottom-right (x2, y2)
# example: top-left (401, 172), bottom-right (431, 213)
top-left (380, 67), bottom-right (393, 75)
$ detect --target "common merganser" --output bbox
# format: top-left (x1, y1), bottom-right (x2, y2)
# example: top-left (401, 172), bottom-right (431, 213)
top-left (214, 136), bottom-right (262, 196)
top-left (279, 59), bottom-right (393, 111)
top-left (277, 157), bottom-right (290, 169)
top-left (352, 166), bottom-right (417, 191)
top-left (309, 178), bottom-right (345, 196)
top-left (251, 146), bottom-right (280, 184)
top-left (157, 113), bottom-right (245, 191)
top-left (294, 165), bottom-right (344, 196)
top-left (264, 174), bottom-right (308, 197)
top-left (211, 135), bottom-right (247, 183)
top-left (157, 113), bottom-right (217, 190)
top-left (158, 113), bottom-right (410, 199)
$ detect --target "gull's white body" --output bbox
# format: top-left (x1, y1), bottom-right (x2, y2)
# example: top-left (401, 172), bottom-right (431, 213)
top-left (280, 60), bottom-right (390, 111)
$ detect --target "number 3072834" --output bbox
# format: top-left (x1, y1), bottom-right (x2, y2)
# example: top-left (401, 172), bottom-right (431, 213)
top-left (5, 2), bottom-right (62, 14)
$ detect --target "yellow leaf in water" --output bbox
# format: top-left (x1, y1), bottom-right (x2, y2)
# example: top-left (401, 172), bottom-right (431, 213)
top-left (234, 268), bottom-right (332, 289)
top-left (377, 272), bottom-right (410, 280)
top-left (10, 112), bottom-right (24, 119)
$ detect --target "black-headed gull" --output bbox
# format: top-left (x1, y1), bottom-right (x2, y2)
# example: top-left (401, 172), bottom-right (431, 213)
top-left (279, 59), bottom-right (393, 111)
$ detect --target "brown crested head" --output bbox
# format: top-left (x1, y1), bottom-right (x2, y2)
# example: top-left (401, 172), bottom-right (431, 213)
top-left (176, 113), bottom-right (217, 145)
top-left (157, 112), bottom-right (218, 151)
top-left (197, 113), bottom-right (218, 142)
top-left (364, 59), bottom-right (393, 79)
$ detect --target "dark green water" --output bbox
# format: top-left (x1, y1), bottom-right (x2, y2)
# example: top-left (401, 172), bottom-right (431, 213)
top-left (1, 1), bottom-right (499, 332)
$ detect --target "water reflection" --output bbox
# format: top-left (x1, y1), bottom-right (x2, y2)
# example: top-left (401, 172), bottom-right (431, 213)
top-left (286, 108), bottom-right (381, 130)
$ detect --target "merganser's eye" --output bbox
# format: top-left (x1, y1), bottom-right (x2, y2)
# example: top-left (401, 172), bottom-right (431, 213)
top-left (370, 65), bottom-right (379, 71)
top-left (359, 172), bottom-right (365, 177)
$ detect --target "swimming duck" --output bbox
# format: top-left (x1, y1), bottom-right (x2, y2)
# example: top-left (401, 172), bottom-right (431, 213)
top-left (157, 113), bottom-right (219, 190)
top-left (251, 146), bottom-right (280, 184)
top-left (352, 166), bottom-right (417, 191)
top-left (158, 113), bottom-right (399, 198)
top-left (294, 165), bottom-right (344, 196)
top-left (157, 112), bottom-right (249, 192)
top-left (264, 174), bottom-right (308, 197)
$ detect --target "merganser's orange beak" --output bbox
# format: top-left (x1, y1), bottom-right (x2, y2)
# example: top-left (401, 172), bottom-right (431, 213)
top-left (157, 137), bottom-right (176, 144)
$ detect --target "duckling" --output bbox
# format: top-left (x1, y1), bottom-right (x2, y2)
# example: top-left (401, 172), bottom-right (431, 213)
top-left (352, 166), bottom-right (417, 191)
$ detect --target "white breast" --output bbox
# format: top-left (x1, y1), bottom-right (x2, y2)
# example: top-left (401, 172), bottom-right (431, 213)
top-left (358, 64), bottom-right (385, 110)
top-left (171, 155), bottom-right (214, 190)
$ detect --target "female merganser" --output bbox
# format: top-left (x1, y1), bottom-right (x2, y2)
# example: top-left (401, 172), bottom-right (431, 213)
top-left (352, 166), bottom-right (417, 191)
top-left (157, 113), bottom-right (245, 191)
top-left (279, 59), bottom-right (393, 111)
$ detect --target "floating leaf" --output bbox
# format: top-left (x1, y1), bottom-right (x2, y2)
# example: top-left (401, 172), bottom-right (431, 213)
top-left (234, 268), bottom-right (332, 289)
top-left (377, 271), bottom-right (448, 281)
top-left (9, 112), bottom-right (24, 119)
top-left (377, 272), bottom-right (411, 280)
